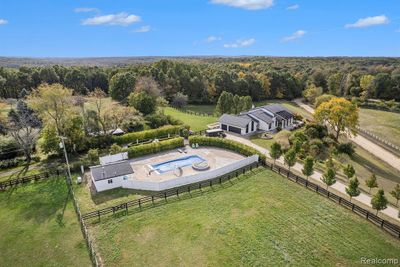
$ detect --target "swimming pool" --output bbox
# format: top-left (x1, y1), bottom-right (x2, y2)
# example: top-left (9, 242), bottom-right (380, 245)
top-left (150, 155), bottom-right (205, 174)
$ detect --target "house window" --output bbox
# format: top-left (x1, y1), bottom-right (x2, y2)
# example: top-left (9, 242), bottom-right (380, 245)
top-left (108, 179), bottom-right (113, 184)
top-left (251, 121), bottom-right (254, 131)
top-left (246, 124), bottom-right (249, 133)
top-left (123, 176), bottom-right (128, 180)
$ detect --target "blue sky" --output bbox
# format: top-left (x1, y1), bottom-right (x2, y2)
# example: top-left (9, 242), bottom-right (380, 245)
top-left (0, 0), bottom-right (399, 57)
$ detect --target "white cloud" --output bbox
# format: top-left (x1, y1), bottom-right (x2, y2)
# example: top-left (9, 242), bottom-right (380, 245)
top-left (133, 25), bottom-right (151, 33)
top-left (224, 38), bottom-right (256, 48)
top-left (0, 19), bottom-right (8, 25)
top-left (211, 0), bottom-right (273, 10)
top-left (74, 7), bottom-right (100, 13)
top-left (205, 36), bottom-right (222, 43)
top-left (82, 12), bottom-right (141, 26)
top-left (282, 30), bottom-right (306, 42)
top-left (287, 4), bottom-right (299, 10)
top-left (345, 15), bottom-right (389, 28)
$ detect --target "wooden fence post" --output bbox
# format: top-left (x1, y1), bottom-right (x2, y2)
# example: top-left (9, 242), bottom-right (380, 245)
top-left (164, 192), bottom-right (167, 202)
top-left (138, 199), bottom-right (141, 210)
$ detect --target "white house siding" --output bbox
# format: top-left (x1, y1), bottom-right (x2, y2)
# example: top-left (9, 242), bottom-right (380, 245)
top-left (92, 175), bottom-right (126, 192)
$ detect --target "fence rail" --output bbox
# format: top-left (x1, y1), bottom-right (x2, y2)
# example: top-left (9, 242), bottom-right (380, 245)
top-left (262, 161), bottom-right (400, 239)
top-left (0, 169), bottom-right (64, 190)
top-left (356, 126), bottom-right (400, 155)
top-left (65, 175), bottom-right (101, 267)
top-left (82, 162), bottom-right (259, 221)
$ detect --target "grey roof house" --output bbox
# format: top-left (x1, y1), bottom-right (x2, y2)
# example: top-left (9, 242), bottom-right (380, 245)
top-left (218, 104), bottom-right (294, 135)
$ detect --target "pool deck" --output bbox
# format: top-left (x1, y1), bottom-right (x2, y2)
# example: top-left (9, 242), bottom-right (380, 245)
top-left (128, 146), bottom-right (245, 182)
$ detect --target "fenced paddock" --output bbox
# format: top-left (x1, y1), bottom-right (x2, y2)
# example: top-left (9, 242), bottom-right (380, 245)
top-left (82, 161), bottom-right (260, 222)
top-left (65, 175), bottom-right (101, 267)
top-left (261, 161), bottom-right (400, 239)
top-left (82, 157), bottom-right (400, 239)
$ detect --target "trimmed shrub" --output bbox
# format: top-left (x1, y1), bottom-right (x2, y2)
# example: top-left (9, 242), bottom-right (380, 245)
top-left (125, 137), bottom-right (184, 158)
top-left (188, 136), bottom-right (266, 162)
top-left (112, 125), bottom-right (185, 145)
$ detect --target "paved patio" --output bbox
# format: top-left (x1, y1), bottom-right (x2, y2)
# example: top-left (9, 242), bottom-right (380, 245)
top-left (128, 147), bottom-right (245, 182)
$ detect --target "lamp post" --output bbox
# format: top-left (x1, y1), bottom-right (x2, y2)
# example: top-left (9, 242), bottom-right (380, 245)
top-left (59, 136), bottom-right (72, 184)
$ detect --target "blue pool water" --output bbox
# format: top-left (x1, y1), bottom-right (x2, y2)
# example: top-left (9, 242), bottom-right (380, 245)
top-left (151, 155), bottom-right (205, 174)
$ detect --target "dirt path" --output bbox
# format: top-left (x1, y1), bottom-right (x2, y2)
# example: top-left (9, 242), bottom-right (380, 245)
top-left (226, 133), bottom-right (400, 222)
top-left (293, 98), bottom-right (400, 173)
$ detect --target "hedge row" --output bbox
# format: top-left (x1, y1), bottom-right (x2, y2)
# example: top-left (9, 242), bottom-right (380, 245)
top-left (188, 136), bottom-right (266, 162)
top-left (112, 125), bottom-right (185, 145)
top-left (0, 158), bottom-right (25, 170)
top-left (124, 137), bottom-right (184, 158)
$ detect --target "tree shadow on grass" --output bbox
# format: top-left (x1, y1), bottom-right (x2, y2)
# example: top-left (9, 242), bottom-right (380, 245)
top-left (3, 177), bottom-right (71, 224)
top-left (351, 153), bottom-right (400, 183)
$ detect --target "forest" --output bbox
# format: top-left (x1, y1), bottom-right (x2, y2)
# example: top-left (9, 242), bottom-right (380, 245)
top-left (0, 57), bottom-right (400, 104)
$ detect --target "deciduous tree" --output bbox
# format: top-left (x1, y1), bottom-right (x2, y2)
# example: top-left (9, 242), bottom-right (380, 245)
top-left (390, 184), bottom-right (400, 206)
top-left (371, 189), bottom-right (388, 215)
top-left (284, 148), bottom-right (297, 172)
top-left (321, 167), bottom-right (336, 189)
top-left (314, 97), bottom-right (359, 140)
top-left (270, 142), bottom-right (282, 166)
top-left (7, 100), bottom-right (41, 162)
top-left (366, 174), bottom-right (378, 193)
top-left (302, 156), bottom-right (314, 180)
top-left (346, 177), bottom-right (360, 201)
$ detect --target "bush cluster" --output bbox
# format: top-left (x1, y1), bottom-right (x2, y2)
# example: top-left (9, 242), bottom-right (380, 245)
top-left (188, 136), bottom-right (266, 162)
top-left (112, 125), bottom-right (186, 145)
top-left (0, 158), bottom-right (25, 170)
top-left (124, 137), bottom-right (184, 158)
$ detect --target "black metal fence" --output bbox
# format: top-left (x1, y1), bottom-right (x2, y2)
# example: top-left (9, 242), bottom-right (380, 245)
top-left (79, 151), bottom-right (400, 239)
top-left (0, 169), bottom-right (64, 190)
top-left (261, 160), bottom-right (400, 239)
top-left (82, 162), bottom-right (259, 221)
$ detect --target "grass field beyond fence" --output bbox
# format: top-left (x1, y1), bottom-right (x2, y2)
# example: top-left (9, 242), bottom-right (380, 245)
top-left (0, 177), bottom-right (91, 266)
top-left (89, 168), bottom-right (400, 267)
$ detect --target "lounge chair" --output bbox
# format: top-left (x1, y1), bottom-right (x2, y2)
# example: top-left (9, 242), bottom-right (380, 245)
top-left (178, 148), bottom-right (183, 153)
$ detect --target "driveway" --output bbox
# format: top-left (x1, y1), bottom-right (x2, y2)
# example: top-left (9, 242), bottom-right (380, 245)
top-left (226, 133), bottom-right (400, 222)
top-left (293, 98), bottom-right (400, 173)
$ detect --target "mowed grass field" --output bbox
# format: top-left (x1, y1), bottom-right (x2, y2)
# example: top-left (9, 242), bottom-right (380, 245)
top-left (359, 108), bottom-right (400, 147)
top-left (89, 168), bottom-right (400, 266)
top-left (0, 178), bottom-right (91, 267)
top-left (163, 107), bottom-right (217, 131)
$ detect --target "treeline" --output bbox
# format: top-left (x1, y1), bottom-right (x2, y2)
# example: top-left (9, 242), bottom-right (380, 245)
top-left (1, 57), bottom-right (400, 103)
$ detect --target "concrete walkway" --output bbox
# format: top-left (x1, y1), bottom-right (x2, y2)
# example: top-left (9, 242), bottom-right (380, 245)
top-left (293, 98), bottom-right (400, 172)
top-left (226, 133), bottom-right (400, 222)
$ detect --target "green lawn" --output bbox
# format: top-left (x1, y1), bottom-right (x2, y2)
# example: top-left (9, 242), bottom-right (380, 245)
top-left (73, 174), bottom-right (144, 213)
top-left (0, 178), bottom-right (91, 266)
top-left (181, 100), bottom-right (314, 121)
top-left (359, 108), bottom-right (400, 147)
top-left (163, 107), bottom-right (217, 131)
top-left (89, 168), bottom-right (400, 266)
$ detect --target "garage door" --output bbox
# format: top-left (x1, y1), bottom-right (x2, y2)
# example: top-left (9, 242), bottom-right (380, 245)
top-left (221, 124), bottom-right (227, 130)
top-left (228, 126), bottom-right (241, 134)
